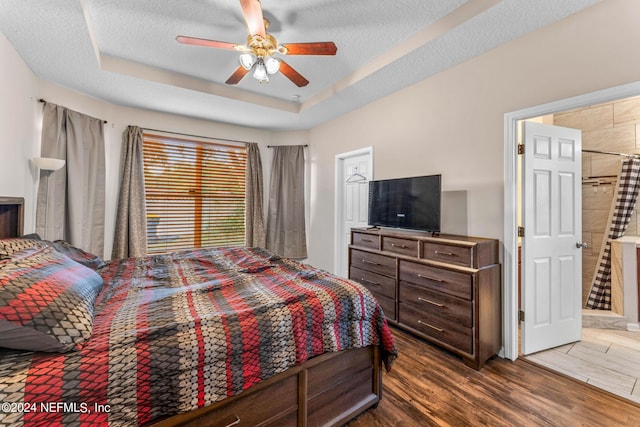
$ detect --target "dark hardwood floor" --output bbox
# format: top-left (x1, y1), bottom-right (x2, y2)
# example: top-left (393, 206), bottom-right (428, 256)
top-left (347, 327), bottom-right (640, 426)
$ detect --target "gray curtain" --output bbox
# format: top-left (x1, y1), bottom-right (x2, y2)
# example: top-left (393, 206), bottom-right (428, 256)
top-left (37, 102), bottom-right (105, 257)
top-left (245, 143), bottom-right (265, 247)
top-left (266, 145), bottom-right (307, 258)
top-left (112, 126), bottom-right (148, 259)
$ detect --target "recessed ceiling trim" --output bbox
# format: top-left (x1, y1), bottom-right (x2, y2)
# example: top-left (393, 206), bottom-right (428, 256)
top-left (81, 0), bottom-right (504, 118)
top-left (100, 54), bottom-right (300, 113)
top-left (300, 0), bottom-right (503, 113)
top-left (81, 0), bottom-right (300, 114)
top-left (80, 0), bottom-right (102, 67)
top-left (3, 0), bottom-right (596, 130)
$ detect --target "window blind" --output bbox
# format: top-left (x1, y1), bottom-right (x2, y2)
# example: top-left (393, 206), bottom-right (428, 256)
top-left (142, 133), bottom-right (247, 254)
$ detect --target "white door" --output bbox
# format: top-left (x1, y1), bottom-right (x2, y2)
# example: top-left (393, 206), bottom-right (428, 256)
top-left (522, 121), bottom-right (583, 355)
top-left (335, 152), bottom-right (372, 277)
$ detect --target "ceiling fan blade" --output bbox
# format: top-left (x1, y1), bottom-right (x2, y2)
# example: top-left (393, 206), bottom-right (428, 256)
top-left (281, 42), bottom-right (337, 56)
top-left (279, 60), bottom-right (309, 87)
top-left (225, 66), bottom-right (250, 85)
top-left (239, 0), bottom-right (266, 37)
top-left (176, 36), bottom-right (238, 50)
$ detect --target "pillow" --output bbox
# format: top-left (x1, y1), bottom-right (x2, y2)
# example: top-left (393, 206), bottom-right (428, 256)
top-left (0, 238), bottom-right (44, 260)
top-left (49, 240), bottom-right (106, 270)
top-left (0, 245), bottom-right (103, 352)
top-left (20, 233), bottom-right (41, 240)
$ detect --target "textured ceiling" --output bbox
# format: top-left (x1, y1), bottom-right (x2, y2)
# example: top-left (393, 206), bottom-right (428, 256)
top-left (0, 0), bottom-right (600, 130)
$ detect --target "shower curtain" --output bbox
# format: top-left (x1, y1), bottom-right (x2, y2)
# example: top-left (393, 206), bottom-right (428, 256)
top-left (586, 158), bottom-right (640, 309)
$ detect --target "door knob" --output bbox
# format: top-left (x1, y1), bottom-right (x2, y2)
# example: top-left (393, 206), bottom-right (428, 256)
top-left (576, 242), bottom-right (588, 249)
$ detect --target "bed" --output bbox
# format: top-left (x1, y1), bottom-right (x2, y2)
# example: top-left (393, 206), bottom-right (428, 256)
top-left (0, 203), bottom-right (397, 426)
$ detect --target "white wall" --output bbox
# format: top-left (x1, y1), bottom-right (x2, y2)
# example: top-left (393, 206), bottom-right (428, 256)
top-left (305, 0), bottom-right (640, 271)
top-left (0, 32), bottom-right (40, 233)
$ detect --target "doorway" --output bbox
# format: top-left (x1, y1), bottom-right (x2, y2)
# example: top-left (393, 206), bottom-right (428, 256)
top-left (504, 83), bottom-right (640, 402)
top-left (503, 81), bottom-right (640, 361)
top-left (334, 147), bottom-right (373, 277)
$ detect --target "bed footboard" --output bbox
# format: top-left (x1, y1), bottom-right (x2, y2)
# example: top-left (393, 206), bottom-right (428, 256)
top-left (149, 345), bottom-right (382, 427)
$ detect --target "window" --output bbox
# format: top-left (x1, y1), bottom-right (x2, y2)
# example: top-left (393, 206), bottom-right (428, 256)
top-left (142, 133), bottom-right (247, 254)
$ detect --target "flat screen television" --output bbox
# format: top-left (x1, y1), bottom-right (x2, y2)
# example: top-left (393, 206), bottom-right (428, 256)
top-left (368, 174), bottom-right (441, 233)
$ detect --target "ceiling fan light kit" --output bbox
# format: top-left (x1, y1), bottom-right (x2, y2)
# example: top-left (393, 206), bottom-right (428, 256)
top-left (239, 54), bottom-right (280, 83)
top-left (252, 58), bottom-right (268, 83)
top-left (176, 0), bottom-right (337, 88)
top-left (264, 57), bottom-right (280, 75)
top-left (239, 53), bottom-right (255, 70)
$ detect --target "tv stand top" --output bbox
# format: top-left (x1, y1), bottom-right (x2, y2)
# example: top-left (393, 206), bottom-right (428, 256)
top-left (350, 227), bottom-right (499, 269)
top-left (354, 227), bottom-right (487, 243)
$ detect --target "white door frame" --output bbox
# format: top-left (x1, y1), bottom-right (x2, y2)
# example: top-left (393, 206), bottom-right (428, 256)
top-left (503, 81), bottom-right (640, 361)
top-left (334, 146), bottom-right (373, 275)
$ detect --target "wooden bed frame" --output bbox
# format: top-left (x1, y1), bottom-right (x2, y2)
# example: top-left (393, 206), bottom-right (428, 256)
top-left (150, 345), bottom-right (382, 427)
top-left (0, 197), bottom-right (384, 427)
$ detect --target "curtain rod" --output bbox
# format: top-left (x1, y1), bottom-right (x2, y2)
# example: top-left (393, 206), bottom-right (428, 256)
top-left (583, 149), bottom-right (639, 158)
top-left (144, 127), bottom-right (252, 145)
top-left (38, 99), bottom-right (107, 124)
top-left (267, 144), bottom-right (309, 148)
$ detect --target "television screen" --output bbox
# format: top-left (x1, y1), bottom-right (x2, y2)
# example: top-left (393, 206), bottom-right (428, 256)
top-left (368, 174), bottom-right (441, 232)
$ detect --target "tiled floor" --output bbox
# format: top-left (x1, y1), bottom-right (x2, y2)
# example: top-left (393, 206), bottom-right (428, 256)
top-left (525, 328), bottom-right (640, 403)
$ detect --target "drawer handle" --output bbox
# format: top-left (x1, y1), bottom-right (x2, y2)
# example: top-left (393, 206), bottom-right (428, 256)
top-left (434, 250), bottom-right (454, 257)
top-left (225, 416), bottom-right (241, 427)
top-left (362, 259), bottom-right (380, 265)
top-left (361, 238), bottom-right (374, 243)
top-left (391, 243), bottom-right (408, 248)
top-left (418, 320), bottom-right (444, 332)
top-left (417, 297), bottom-right (444, 308)
top-left (361, 277), bottom-right (380, 286)
top-left (417, 273), bottom-right (445, 283)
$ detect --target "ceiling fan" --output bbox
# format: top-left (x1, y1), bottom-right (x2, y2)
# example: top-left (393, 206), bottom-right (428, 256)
top-left (176, 0), bottom-right (337, 87)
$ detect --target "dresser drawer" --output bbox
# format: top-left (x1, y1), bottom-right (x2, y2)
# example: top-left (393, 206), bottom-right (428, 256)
top-left (350, 266), bottom-right (395, 300)
top-left (350, 249), bottom-right (395, 277)
top-left (399, 302), bottom-right (472, 354)
top-left (422, 242), bottom-right (472, 267)
top-left (382, 236), bottom-right (418, 257)
top-left (399, 260), bottom-right (472, 300)
top-left (182, 375), bottom-right (298, 427)
top-left (352, 232), bottom-right (379, 249)
top-left (399, 281), bottom-right (472, 327)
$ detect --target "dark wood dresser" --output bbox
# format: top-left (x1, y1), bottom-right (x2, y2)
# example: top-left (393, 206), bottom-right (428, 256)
top-left (349, 227), bottom-right (501, 369)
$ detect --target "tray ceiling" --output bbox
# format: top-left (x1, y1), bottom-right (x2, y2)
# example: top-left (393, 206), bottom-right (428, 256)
top-left (0, 0), bottom-right (599, 130)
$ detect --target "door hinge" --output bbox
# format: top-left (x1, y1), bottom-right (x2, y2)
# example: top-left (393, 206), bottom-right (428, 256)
top-left (519, 310), bottom-right (525, 322)
top-left (517, 226), bottom-right (525, 237)
top-left (518, 144), bottom-right (524, 155)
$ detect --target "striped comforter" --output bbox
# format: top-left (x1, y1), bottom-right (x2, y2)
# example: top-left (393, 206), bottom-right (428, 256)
top-left (0, 247), bottom-right (397, 426)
